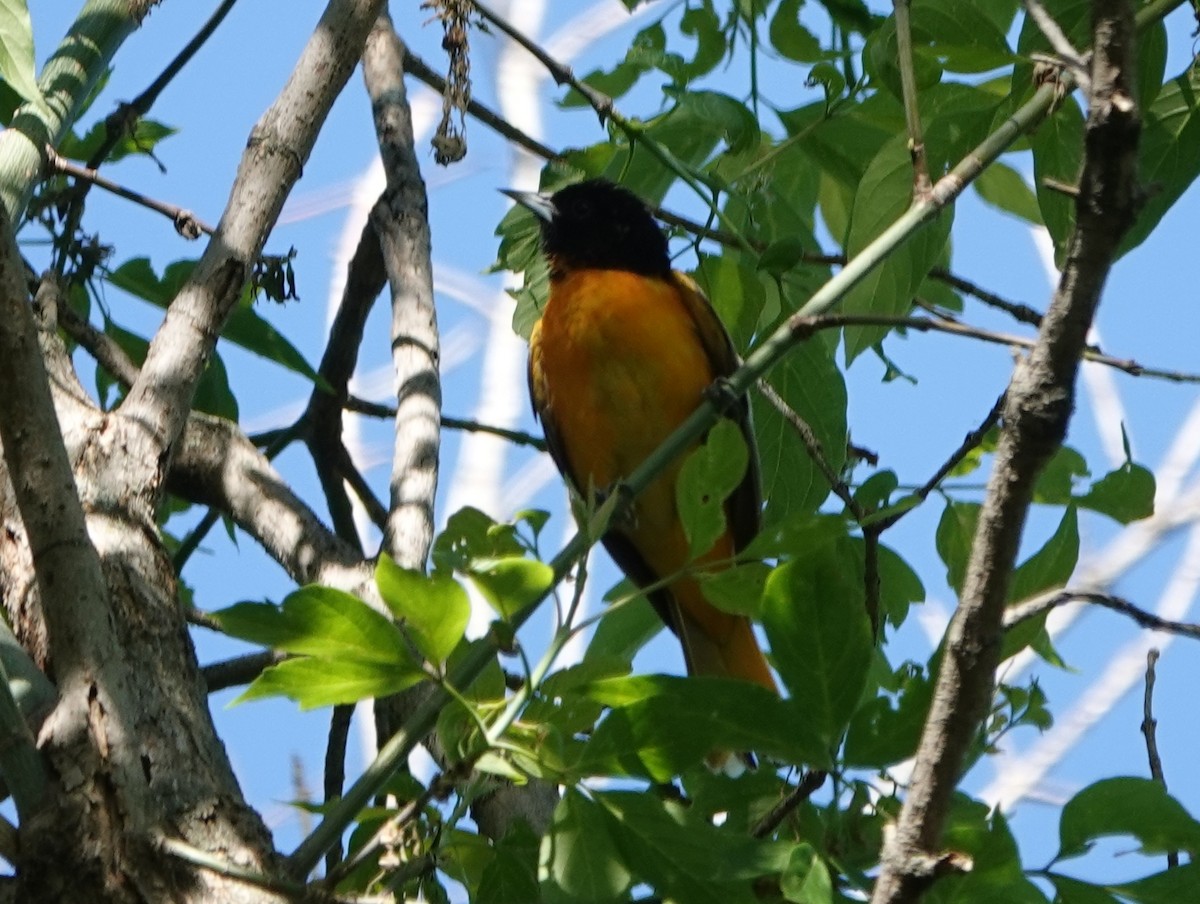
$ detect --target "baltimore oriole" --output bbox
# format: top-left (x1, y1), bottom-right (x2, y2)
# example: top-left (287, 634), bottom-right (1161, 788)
top-left (505, 179), bottom-right (777, 709)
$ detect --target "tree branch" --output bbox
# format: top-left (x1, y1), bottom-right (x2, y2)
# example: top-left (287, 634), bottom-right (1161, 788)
top-left (201, 650), bottom-right (286, 694)
top-left (1140, 649), bottom-right (1178, 868)
top-left (893, 0), bottom-right (931, 197)
top-left (169, 412), bottom-right (373, 594)
top-left (121, 0), bottom-right (386, 467)
top-left (364, 13), bottom-right (442, 571)
top-left (1003, 589), bottom-right (1200, 639)
top-left (871, 2), bottom-right (1141, 899)
top-left (0, 193), bottom-right (112, 695)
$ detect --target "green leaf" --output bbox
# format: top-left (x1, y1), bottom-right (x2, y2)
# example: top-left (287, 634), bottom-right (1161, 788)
top-left (1119, 64), bottom-right (1200, 256)
top-left (597, 790), bottom-right (791, 902)
top-left (678, 419), bottom-right (749, 557)
top-left (237, 656), bottom-right (423, 709)
top-left (841, 136), bottom-right (954, 363)
top-left (1080, 463), bottom-right (1155, 524)
top-left (762, 549), bottom-right (872, 747)
top-left (59, 118), bottom-right (177, 164)
top-left (1135, 20), bottom-right (1168, 111)
top-left (1113, 862), bottom-right (1200, 904)
top-left (936, 501), bottom-right (980, 596)
top-left (192, 348), bottom-right (239, 420)
top-left (1031, 96), bottom-right (1085, 265)
top-left (1057, 777), bottom-right (1200, 861)
top-left (1046, 875), bottom-right (1121, 904)
top-left (770, 0), bottom-right (823, 63)
top-left (0, 0), bottom-right (40, 107)
top-left (561, 61), bottom-right (646, 108)
top-left (584, 591), bottom-right (663, 667)
top-left (376, 556), bottom-right (470, 665)
top-left (844, 659), bottom-right (933, 767)
top-left (697, 562), bottom-right (771, 617)
top-left (694, 253), bottom-right (765, 351)
top-left (580, 675), bottom-right (828, 779)
top-left (539, 789), bottom-right (631, 904)
top-left (780, 843), bottom-right (833, 904)
top-left (106, 258), bottom-right (324, 385)
top-left (876, 542), bottom-right (925, 628)
top-left (673, 90), bottom-right (759, 155)
top-left (1007, 505), bottom-right (1078, 604)
top-left (752, 340), bottom-right (847, 524)
top-left (479, 823), bottom-right (540, 904)
top-left (932, 804), bottom-right (1049, 903)
top-left (432, 506), bottom-right (526, 574)
top-left (973, 160), bottom-right (1042, 225)
top-left (909, 0), bottom-right (1014, 73)
top-left (1033, 445), bottom-right (1089, 504)
top-left (467, 557), bottom-right (555, 620)
top-left (213, 587), bottom-right (413, 666)
top-left (678, 4), bottom-right (726, 81)
top-left (222, 303), bottom-right (327, 387)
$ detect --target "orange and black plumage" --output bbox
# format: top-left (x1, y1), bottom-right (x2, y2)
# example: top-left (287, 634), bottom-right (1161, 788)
top-left (507, 179), bottom-right (776, 703)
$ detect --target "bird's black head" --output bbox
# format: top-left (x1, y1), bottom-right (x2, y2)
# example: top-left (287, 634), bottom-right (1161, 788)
top-left (508, 179), bottom-right (671, 278)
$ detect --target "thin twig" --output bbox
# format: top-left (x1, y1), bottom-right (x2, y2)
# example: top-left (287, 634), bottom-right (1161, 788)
top-left (755, 379), bottom-right (861, 517)
top-left (56, 301), bottom-right (141, 386)
top-left (929, 267), bottom-right (1044, 327)
top-left (98, 0), bottom-right (241, 169)
top-left (46, 147), bottom-right (211, 239)
top-left (472, 1), bottom-right (612, 118)
top-left (1003, 590), bottom-right (1200, 639)
top-left (323, 703), bottom-right (354, 873)
top-left (335, 440), bottom-right (388, 529)
top-left (401, 46), bottom-right (557, 159)
top-left (752, 770), bottom-right (828, 838)
top-left (201, 650), bottom-right (286, 693)
top-left (790, 311), bottom-right (1200, 384)
top-left (1024, 0), bottom-right (1092, 93)
top-left (1140, 649), bottom-right (1178, 868)
top-left (345, 395), bottom-right (548, 450)
top-left (869, 392), bottom-right (1005, 534)
top-left (320, 762), bottom-right (466, 887)
top-left (893, 0), bottom-right (931, 197)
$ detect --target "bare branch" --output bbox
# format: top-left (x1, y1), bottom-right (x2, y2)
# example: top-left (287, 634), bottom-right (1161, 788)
top-left (0, 197), bottom-right (111, 693)
top-left (756, 379), bottom-right (860, 516)
top-left (1024, 0), bottom-right (1092, 92)
top-left (201, 651), bottom-right (286, 694)
top-left (1140, 649), bottom-right (1178, 868)
top-left (302, 217), bottom-right (386, 548)
top-left (1003, 589), bottom-right (1200, 639)
top-left (122, 0), bottom-right (386, 468)
top-left (894, 0), bottom-right (932, 197)
top-left (363, 14), bottom-right (441, 570)
top-left (47, 148), bottom-right (211, 240)
top-left (871, 1), bottom-right (1142, 899)
top-left (401, 45), bottom-right (557, 160)
top-left (472, 1), bottom-right (612, 119)
top-left (169, 412), bottom-right (373, 595)
top-left (347, 396), bottom-right (549, 450)
top-left (869, 392), bottom-right (1005, 534)
top-left (752, 770), bottom-right (828, 839)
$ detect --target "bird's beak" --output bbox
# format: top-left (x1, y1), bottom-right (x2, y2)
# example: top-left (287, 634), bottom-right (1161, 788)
top-left (501, 188), bottom-right (556, 223)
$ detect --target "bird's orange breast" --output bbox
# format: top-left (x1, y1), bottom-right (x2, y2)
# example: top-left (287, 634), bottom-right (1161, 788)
top-left (530, 268), bottom-right (727, 577)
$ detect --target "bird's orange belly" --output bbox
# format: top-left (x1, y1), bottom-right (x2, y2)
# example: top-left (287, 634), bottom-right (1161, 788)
top-left (535, 270), bottom-right (717, 568)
